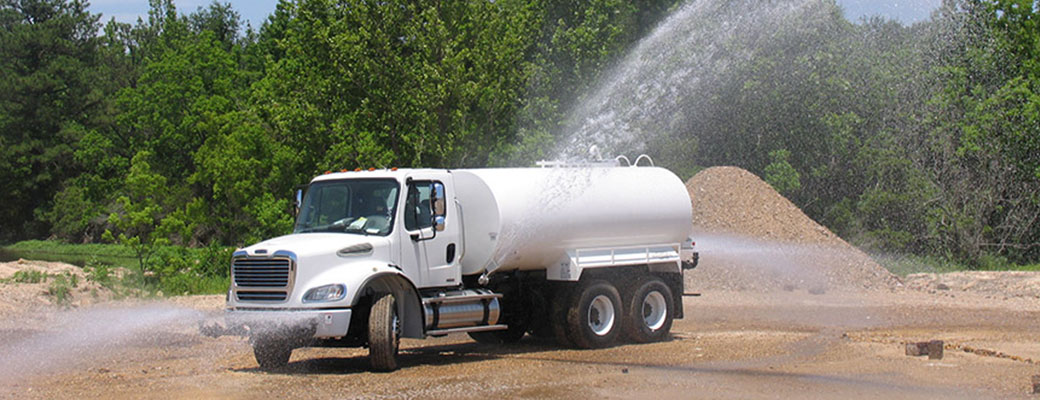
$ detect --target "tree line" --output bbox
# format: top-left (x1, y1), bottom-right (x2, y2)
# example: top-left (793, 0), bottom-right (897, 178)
top-left (1, 0), bottom-right (1038, 267)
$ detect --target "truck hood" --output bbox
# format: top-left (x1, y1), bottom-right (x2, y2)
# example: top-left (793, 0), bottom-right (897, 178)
top-left (230, 232), bottom-right (397, 309)
top-left (239, 233), bottom-right (391, 259)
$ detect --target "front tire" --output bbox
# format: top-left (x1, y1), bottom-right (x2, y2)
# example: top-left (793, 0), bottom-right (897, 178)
top-left (252, 336), bottom-right (292, 371)
top-left (368, 293), bottom-right (400, 371)
top-left (623, 277), bottom-right (674, 343)
top-left (564, 280), bottom-right (622, 348)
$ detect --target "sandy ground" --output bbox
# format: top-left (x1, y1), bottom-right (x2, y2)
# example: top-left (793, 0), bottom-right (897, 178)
top-left (0, 284), bottom-right (1037, 400)
top-left (0, 259), bottom-right (115, 316)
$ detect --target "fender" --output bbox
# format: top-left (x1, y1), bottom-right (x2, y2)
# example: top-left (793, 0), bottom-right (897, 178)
top-left (352, 267), bottom-right (425, 339)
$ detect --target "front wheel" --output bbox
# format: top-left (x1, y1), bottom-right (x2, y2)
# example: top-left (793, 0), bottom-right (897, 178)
top-left (623, 277), bottom-right (674, 343)
top-left (368, 292), bottom-right (400, 371)
top-left (252, 336), bottom-right (292, 371)
top-left (564, 280), bottom-right (622, 348)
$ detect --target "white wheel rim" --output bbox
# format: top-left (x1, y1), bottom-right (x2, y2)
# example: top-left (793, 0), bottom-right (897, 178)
top-left (642, 291), bottom-right (668, 331)
top-left (587, 295), bottom-right (616, 336)
top-left (392, 310), bottom-right (401, 351)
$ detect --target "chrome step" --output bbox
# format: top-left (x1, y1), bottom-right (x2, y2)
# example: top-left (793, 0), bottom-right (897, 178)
top-left (426, 324), bottom-right (508, 336)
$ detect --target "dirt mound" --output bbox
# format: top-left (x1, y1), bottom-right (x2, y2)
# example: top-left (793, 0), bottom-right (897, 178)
top-left (0, 259), bottom-right (115, 319)
top-left (683, 166), bottom-right (899, 292)
top-left (905, 271), bottom-right (1040, 300)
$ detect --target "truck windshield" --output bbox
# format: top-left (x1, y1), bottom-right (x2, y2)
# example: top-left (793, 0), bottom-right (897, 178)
top-left (294, 179), bottom-right (399, 236)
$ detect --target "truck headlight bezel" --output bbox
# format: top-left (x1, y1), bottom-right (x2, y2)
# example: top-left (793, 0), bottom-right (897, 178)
top-left (302, 284), bottom-right (347, 303)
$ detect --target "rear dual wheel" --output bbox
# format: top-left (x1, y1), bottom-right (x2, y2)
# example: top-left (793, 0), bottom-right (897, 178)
top-left (552, 276), bottom-right (675, 348)
top-left (622, 277), bottom-right (674, 343)
top-left (560, 280), bottom-right (623, 348)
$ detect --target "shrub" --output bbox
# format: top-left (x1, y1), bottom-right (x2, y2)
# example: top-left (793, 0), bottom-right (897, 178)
top-left (83, 257), bottom-right (114, 287)
top-left (47, 272), bottom-right (79, 304)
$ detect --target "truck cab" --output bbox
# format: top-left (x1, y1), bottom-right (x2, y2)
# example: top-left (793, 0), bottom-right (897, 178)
top-left (225, 169), bottom-right (475, 369)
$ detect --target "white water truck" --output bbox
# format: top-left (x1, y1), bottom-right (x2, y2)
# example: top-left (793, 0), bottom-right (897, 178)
top-left (205, 157), bottom-right (699, 371)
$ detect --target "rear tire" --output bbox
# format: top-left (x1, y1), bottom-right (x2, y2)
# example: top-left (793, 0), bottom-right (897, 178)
top-left (550, 287), bottom-right (575, 347)
top-left (252, 337), bottom-right (292, 371)
top-left (622, 277), bottom-right (674, 343)
top-left (368, 293), bottom-right (400, 372)
top-left (564, 280), bottom-right (622, 349)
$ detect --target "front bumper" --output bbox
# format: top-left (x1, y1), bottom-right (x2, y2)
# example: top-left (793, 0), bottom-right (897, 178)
top-left (212, 308), bottom-right (353, 339)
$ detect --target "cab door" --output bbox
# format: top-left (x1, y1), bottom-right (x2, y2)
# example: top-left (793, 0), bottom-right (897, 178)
top-left (401, 175), bottom-right (460, 288)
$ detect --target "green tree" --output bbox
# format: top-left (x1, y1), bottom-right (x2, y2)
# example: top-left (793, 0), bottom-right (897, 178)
top-left (0, 0), bottom-right (102, 240)
top-left (103, 151), bottom-right (189, 279)
top-left (190, 113), bottom-right (296, 244)
top-left (188, 1), bottom-right (240, 49)
top-left (763, 149), bottom-right (801, 196)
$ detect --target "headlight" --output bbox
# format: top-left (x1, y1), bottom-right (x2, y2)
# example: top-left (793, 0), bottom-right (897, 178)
top-left (303, 284), bottom-right (346, 302)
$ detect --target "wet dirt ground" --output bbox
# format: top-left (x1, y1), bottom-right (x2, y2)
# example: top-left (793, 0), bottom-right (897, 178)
top-left (1, 287), bottom-right (1037, 399)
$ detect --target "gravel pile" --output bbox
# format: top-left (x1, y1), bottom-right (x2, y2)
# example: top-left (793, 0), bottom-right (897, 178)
top-left (683, 166), bottom-right (899, 292)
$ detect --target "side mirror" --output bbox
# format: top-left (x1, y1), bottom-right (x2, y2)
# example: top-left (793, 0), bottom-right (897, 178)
top-left (432, 182), bottom-right (446, 231)
top-left (293, 188), bottom-right (304, 216)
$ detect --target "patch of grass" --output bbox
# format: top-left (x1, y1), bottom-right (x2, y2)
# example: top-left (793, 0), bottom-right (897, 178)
top-left (160, 273), bottom-right (230, 297)
top-left (3, 240), bottom-right (233, 297)
top-left (873, 253), bottom-right (970, 277)
top-left (83, 257), bottom-right (115, 288)
top-left (47, 272), bottom-right (78, 305)
top-left (6, 269), bottom-right (50, 284)
top-left (5, 240), bottom-right (135, 257)
top-left (3, 240), bottom-right (137, 270)
top-left (977, 262), bottom-right (1040, 272)
top-left (875, 253), bottom-right (1040, 277)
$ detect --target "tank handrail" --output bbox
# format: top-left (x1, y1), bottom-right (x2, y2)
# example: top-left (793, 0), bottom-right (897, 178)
top-left (633, 154), bottom-right (655, 167)
top-left (614, 155), bottom-right (631, 166)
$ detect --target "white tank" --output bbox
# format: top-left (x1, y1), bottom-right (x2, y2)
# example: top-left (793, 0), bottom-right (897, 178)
top-left (452, 166), bottom-right (692, 275)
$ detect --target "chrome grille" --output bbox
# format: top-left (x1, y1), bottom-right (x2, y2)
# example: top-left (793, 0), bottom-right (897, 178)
top-left (233, 258), bottom-right (291, 287)
top-left (231, 256), bottom-right (294, 302)
top-left (236, 291), bottom-right (288, 301)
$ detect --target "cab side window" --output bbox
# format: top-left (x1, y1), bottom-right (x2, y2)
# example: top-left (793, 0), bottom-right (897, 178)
top-left (405, 182), bottom-right (434, 231)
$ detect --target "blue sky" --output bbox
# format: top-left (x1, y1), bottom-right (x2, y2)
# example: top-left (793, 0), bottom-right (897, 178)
top-left (89, 0), bottom-right (280, 29)
top-left (87, 0), bottom-right (944, 30)
top-left (838, 0), bottom-right (943, 24)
